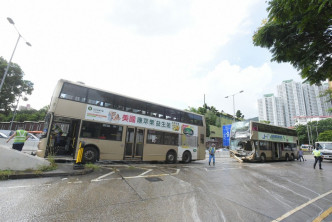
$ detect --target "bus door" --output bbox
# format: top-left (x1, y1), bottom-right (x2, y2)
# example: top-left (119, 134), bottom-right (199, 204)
top-left (47, 117), bottom-right (80, 157)
top-left (272, 142), bottom-right (278, 160)
top-left (271, 142), bottom-right (282, 160)
top-left (124, 127), bottom-right (145, 160)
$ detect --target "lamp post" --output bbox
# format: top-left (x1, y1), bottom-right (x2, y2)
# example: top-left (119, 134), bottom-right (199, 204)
top-left (0, 17), bottom-right (31, 94)
top-left (9, 93), bottom-right (22, 130)
top-left (225, 90), bottom-right (244, 122)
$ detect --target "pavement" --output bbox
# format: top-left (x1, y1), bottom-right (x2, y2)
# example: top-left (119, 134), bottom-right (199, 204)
top-left (3, 158), bottom-right (93, 180)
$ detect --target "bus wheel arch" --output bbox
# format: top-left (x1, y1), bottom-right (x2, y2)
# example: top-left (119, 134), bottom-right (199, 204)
top-left (260, 153), bottom-right (266, 163)
top-left (182, 151), bottom-right (192, 163)
top-left (82, 145), bottom-right (100, 163)
top-left (166, 149), bottom-right (177, 164)
top-left (285, 153), bottom-right (290, 161)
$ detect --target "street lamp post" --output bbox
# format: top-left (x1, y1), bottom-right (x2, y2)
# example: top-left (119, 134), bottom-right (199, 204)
top-left (9, 93), bottom-right (22, 130)
top-left (0, 17), bottom-right (31, 94)
top-left (225, 90), bottom-right (244, 122)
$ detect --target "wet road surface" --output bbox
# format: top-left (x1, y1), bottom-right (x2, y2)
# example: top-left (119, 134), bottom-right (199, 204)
top-left (1, 155), bottom-right (332, 222)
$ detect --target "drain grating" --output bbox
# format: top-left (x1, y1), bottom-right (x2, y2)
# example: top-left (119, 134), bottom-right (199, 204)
top-left (145, 177), bottom-right (163, 182)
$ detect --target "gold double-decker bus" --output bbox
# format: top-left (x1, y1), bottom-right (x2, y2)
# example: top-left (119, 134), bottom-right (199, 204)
top-left (37, 79), bottom-right (206, 163)
top-left (229, 121), bottom-right (298, 162)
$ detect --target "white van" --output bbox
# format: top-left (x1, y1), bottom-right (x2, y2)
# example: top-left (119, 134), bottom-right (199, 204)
top-left (315, 142), bottom-right (332, 160)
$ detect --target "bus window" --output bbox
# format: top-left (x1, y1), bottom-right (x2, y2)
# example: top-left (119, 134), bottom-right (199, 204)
top-left (113, 95), bottom-right (125, 110)
top-left (125, 99), bottom-right (146, 114)
top-left (165, 109), bottom-right (180, 121)
top-left (81, 121), bottom-right (123, 141)
top-left (147, 104), bottom-right (164, 119)
top-left (164, 132), bottom-right (178, 145)
top-left (147, 130), bottom-right (164, 144)
top-left (181, 112), bottom-right (191, 124)
top-left (192, 114), bottom-right (203, 126)
top-left (60, 83), bottom-right (87, 103)
top-left (259, 141), bottom-right (270, 150)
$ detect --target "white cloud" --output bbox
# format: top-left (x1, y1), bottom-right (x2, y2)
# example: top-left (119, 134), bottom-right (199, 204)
top-left (0, 0), bottom-right (302, 120)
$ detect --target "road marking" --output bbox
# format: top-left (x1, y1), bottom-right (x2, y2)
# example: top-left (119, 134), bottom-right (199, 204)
top-left (123, 168), bottom-right (180, 179)
top-left (91, 171), bottom-right (115, 182)
top-left (138, 169), bottom-right (152, 176)
top-left (272, 189), bottom-right (332, 222)
top-left (313, 206), bottom-right (332, 222)
top-left (2, 184), bottom-right (52, 189)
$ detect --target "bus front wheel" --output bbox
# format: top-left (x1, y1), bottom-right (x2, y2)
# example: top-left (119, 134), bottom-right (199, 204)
top-left (82, 146), bottom-right (98, 163)
top-left (260, 153), bottom-right (266, 163)
top-left (182, 151), bottom-right (192, 163)
top-left (285, 154), bottom-right (290, 161)
top-left (166, 151), bottom-right (177, 164)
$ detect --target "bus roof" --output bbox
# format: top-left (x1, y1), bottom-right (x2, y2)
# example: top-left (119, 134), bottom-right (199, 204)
top-left (57, 79), bottom-right (204, 117)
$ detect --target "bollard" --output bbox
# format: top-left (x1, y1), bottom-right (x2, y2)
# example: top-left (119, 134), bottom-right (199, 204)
top-left (73, 141), bottom-right (85, 170)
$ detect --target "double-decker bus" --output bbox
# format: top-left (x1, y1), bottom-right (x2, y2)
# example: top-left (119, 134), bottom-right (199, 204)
top-left (229, 121), bottom-right (298, 162)
top-left (37, 79), bottom-right (206, 163)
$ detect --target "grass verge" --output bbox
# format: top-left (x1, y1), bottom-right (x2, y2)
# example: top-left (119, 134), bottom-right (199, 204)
top-left (84, 163), bottom-right (100, 170)
top-left (0, 170), bottom-right (12, 180)
top-left (37, 156), bottom-right (57, 172)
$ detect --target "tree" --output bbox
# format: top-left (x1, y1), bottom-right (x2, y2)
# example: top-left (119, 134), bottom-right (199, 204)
top-left (318, 130), bottom-right (332, 141)
top-left (296, 118), bottom-right (332, 144)
top-left (236, 110), bottom-right (244, 119)
top-left (0, 57), bottom-right (34, 115)
top-left (253, 0), bottom-right (332, 84)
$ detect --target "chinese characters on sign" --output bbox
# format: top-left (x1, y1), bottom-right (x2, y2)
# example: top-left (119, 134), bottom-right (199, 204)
top-left (85, 105), bottom-right (197, 135)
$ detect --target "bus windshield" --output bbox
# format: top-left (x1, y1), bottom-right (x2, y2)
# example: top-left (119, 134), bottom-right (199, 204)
top-left (316, 142), bottom-right (332, 150)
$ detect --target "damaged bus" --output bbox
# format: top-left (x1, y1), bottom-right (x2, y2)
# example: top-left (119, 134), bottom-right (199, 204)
top-left (229, 121), bottom-right (298, 162)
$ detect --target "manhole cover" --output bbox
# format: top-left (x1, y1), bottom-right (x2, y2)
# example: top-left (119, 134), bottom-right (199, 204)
top-left (145, 177), bottom-right (163, 182)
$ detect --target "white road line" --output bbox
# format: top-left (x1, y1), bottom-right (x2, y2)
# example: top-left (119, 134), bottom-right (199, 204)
top-left (272, 189), bottom-right (332, 222)
top-left (123, 168), bottom-right (180, 179)
top-left (91, 171), bottom-right (115, 182)
top-left (2, 184), bottom-right (52, 189)
top-left (138, 169), bottom-right (152, 176)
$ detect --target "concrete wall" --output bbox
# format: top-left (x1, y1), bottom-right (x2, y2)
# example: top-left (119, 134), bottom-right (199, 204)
top-left (0, 145), bottom-right (50, 171)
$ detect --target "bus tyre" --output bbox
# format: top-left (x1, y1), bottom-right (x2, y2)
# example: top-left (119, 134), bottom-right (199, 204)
top-left (285, 154), bottom-right (290, 161)
top-left (260, 153), bottom-right (266, 163)
top-left (82, 146), bottom-right (98, 163)
top-left (291, 154), bottom-right (295, 161)
top-left (182, 151), bottom-right (192, 163)
top-left (166, 151), bottom-right (177, 164)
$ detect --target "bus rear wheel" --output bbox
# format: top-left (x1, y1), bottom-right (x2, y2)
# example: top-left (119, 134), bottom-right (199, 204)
top-left (166, 150), bottom-right (177, 164)
top-left (82, 146), bottom-right (98, 163)
top-left (182, 151), bottom-right (192, 163)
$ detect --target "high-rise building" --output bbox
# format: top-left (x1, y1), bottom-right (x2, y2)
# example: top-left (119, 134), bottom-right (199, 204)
top-left (258, 80), bottom-right (332, 127)
top-left (258, 94), bottom-right (285, 126)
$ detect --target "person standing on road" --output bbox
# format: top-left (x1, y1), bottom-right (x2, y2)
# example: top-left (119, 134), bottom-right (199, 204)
top-left (312, 147), bottom-right (323, 170)
top-left (6, 128), bottom-right (29, 152)
top-left (298, 148), bottom-right (305, 162)
top-left (209, 143), bottom-right (216, 166)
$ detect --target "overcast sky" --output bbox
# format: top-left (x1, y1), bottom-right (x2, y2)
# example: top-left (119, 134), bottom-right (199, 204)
top-left (0, 0), bottom-right (302, 118)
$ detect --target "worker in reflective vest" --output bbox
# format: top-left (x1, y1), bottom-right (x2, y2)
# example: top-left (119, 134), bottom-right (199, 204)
top-left (7, 128), bottom-right (29, 152)
top-left (312, 148), bottom-right (323, 170)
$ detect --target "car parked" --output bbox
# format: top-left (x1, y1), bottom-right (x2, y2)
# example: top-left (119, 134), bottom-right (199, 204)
top-left (0, 130), bottom-right (40, 155)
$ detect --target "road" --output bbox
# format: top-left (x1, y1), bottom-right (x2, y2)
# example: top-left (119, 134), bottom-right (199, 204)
top-left (1, 155), bottom-right (331, 222)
